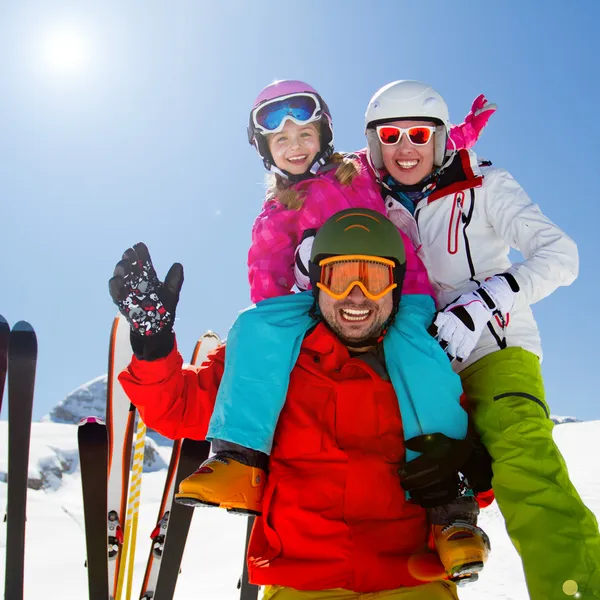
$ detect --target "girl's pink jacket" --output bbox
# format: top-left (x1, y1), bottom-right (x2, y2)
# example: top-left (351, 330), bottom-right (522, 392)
top-left (248, 151), bottom-right (433, 303)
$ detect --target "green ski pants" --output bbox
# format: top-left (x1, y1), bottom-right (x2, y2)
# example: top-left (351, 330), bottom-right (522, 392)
top-left (461, 347), bottom-right (600, 599)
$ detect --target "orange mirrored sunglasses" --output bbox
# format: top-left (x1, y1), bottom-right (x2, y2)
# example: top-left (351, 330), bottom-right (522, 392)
top-left (376, 125), bottom-right (436, 146)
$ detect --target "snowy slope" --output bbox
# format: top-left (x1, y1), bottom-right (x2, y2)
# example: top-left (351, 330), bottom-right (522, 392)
top-left (1, 420), bottom-right (599, 599)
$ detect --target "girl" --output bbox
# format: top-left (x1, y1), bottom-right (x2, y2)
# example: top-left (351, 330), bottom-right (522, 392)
top-left (175, 80), bottom-right (495, 581)
top-left (363, 79), bottom-right (600, 599)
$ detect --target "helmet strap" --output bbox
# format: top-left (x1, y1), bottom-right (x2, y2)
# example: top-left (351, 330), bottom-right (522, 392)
top-left (438, 139), bottom-right (458, 172)
top-left (381, 172), bottom-right (440, 213)
top-left (376, 303), bottom-right (400, 344)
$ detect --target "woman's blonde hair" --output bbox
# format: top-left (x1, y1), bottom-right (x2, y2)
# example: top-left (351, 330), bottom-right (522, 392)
top-left (266, 151), bottom-right (361, 211)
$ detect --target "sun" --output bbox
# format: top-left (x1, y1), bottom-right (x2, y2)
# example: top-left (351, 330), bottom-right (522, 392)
top-left (39, 23), bottom-right (91, 77)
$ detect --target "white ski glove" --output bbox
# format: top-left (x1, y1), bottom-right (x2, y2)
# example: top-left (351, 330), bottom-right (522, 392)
top-left (430, 274), bottom-right (519, 361)
top-left (294, 230), bottom-right (316, 291)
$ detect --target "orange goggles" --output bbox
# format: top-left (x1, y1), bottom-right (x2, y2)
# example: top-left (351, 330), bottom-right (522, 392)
top-left (316, 255), bottom-right (397, 301)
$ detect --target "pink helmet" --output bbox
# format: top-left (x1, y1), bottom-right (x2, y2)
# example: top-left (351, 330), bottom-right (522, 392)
top-left (247, 80), bottom-right (334, 181)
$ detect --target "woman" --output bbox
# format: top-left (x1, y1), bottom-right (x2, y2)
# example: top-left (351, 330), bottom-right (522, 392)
top-left (364, 79), bottom-right (600, 599)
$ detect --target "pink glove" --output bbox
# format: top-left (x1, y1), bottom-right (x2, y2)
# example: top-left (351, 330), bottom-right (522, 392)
top-left (447, 94), bottom-right (497, 150)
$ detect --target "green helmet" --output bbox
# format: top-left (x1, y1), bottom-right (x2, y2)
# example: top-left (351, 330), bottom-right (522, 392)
top-left (310, 208), bottom-right (406, 265)
top-left (309, 208), bottom-right (406, 304)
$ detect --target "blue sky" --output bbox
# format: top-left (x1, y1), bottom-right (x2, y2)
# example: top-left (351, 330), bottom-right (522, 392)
top-left (1, 0), bottom-right (599, 421)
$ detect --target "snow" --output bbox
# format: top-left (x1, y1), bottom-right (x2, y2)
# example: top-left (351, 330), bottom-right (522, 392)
top-left (1, 419), bottom-right (599, 599)
top-left (0, 422), bottom-right (78, 490)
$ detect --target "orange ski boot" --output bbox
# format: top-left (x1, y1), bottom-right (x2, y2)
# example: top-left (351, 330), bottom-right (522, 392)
top-left (432, 521), bottom-right (491, 585)
top-left (175, 455), bottom-right (265, 515)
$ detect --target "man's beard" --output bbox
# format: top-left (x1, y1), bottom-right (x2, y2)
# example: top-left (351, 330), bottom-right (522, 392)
top-left (325, 310), bottom-right (388, 347)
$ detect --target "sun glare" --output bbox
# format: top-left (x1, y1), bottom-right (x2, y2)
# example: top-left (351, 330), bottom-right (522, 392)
top-left (39, 23), bottom-right (91, 76)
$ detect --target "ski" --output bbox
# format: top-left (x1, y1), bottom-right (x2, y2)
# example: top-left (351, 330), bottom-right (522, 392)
top-left (139, 438), bottom-right (183, 600)
top-left (140, 332), bottom-right (220, 599)
top-left (106, 313), bottom-right (137, 599)
top-left (239, 516), bottom-right (259, 600)
top-left (152, 438), bottom-right (210, 599)
top-left (4, 321), bottom-right (37, 600)
top-left (78, 417), bottom-right (110, 600)
top-left (0, 314), bottom-right (9, 415)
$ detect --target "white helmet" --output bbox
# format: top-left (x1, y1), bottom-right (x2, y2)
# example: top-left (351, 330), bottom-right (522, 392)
top-left (365, 80), bottom-right (451, 168)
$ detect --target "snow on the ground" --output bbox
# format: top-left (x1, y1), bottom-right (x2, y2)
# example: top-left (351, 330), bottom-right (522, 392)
top-left (1, 419), bottom-right (599, 599)
top-left (0, 422), bottom-right (78, 490)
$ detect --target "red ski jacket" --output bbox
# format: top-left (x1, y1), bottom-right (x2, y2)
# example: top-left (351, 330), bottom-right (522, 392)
top-left (120, 324), bottom-right (485, 592)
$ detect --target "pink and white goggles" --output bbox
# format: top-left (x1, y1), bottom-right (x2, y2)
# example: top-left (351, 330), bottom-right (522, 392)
top-left (252, 92), bottom-right (323, 135)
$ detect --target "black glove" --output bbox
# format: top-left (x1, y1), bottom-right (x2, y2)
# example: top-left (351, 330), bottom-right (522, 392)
top-left (461, 433), bottom-right (494, 495)
top-left (109, 242), bottom-right (183, 360)
top-left (398, 432), bottom-right (492, 508)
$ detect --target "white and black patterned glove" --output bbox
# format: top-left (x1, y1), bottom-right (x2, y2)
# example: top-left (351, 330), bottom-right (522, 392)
top-left (294, 229), bottom-right (316, 291)
top-left (109, 242), bottom-right (183, 360)
top-left (429, 274), bottom-right (519, 361)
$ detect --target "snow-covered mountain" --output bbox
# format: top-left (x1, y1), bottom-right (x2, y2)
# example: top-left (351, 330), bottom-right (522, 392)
top-left (1, 416), bottom-right (599, 599)
top-left (551, 415), bottom-right (582, 425)
top-left (42, 375), bottom-right (108, 425)
top-left (42, 374), bottom-right (172, 448)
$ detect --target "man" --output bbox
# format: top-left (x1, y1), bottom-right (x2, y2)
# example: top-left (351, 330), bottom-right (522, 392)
top-left (109, 210), bottom-right (491, 599)
top-left (364, 79), bottom-right (600, 599)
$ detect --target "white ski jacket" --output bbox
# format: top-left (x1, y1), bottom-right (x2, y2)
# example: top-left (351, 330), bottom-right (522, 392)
top-left (385, 150), bottom-right (579, 372)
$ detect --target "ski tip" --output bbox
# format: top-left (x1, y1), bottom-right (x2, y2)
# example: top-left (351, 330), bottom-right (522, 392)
top-left (111, 312), bottom-right (129, 335)
top-left (0, 314), bottom-right (8, 329)
top-left (11, 320), bottom-right (35, 333)
top-left (78, 416), bottom-right (106, 427)
top-left (198, 331), bottom-right (221, 345)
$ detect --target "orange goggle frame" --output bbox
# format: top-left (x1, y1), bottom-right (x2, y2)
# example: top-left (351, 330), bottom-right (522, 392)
top-left (316, 255), bottom-right (397, 301)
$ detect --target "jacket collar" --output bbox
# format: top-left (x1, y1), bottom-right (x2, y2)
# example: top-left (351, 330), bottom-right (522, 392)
top-left (302, 322), bottom-right (348, 360)
top-left (301, 323), bottom-right (388, 382)
top-left (426, 149), bottom-right (484, 203)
